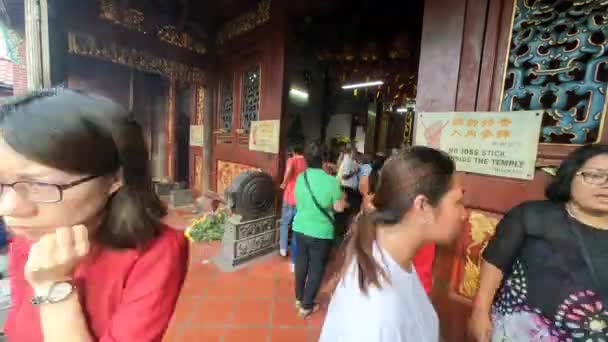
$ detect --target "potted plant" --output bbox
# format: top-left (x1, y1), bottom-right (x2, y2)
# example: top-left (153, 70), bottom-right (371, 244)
top-left (184, 208), bottom-right (228, 242)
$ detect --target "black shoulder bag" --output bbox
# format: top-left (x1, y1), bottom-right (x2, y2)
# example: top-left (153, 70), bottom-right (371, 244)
top-left (303, 172), bottom-right (334, 224)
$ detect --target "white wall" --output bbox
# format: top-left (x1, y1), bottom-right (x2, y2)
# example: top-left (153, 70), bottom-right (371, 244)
top-left (326, 113), bottom-right (352, 143)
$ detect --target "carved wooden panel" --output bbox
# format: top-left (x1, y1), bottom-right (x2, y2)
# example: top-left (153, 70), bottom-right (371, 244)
top-left (220, 75), bottom-right (234, 132)
top-left (216, 160), bottom-right (261, 196)
top-left (499, 0), bottom-right (608, 144)
top-left (241, 65), bottom-right (261, 130)
top-left (453, 210), bottom-right (500, 299)
top-left (195, 86), bottom-right (204, 125)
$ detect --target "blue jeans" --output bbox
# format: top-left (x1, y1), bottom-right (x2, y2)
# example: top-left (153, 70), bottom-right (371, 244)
top-left (279, 205), bottom-right (297, 260)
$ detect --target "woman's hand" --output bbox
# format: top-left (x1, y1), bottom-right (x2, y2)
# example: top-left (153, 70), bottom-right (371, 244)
top-left (25, 225), bottom-right (90, 288)
top-left (468, 308), bottom-right (493, 342)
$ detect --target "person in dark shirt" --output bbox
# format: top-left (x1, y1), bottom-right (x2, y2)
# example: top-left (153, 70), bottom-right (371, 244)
top-left (471, 144), bottom-right (608, 341)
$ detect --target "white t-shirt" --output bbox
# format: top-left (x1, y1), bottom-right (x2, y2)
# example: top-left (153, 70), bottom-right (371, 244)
top-left (320, 244), bottom-right (439, 342)
top-left (338, 153), bottom-right (359, 190)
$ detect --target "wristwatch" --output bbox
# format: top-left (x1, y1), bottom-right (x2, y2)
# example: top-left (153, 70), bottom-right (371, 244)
top-left (30, 281), bottom-right (75, 306)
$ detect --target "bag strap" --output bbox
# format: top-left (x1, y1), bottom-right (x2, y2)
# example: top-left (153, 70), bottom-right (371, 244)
top-left (303, 171), bottom-right (334, 224)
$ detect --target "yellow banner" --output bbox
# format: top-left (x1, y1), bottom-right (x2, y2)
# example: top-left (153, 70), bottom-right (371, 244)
top-left (249, 120), bottom-right (280, 154)
top-left (414, 111), bottom-right (543, 180)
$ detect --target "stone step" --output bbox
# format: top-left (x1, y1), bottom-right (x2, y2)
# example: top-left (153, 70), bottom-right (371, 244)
top-left (169, 188), bottom-right (195, 208)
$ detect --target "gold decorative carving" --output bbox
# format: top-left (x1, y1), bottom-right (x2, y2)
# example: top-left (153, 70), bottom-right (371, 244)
top-left (457, 211), bottom-right (499, 299)
top-left (403, 112), bottom-right (414, 146)
top-left (67, 32), bottom-right (205, 84)
top-left (99, 0), bottom-right (144, 32)
top-left (195, 87), bottom-right (205, 125)
top-left (157, 25), bottom-right (207, 55)
top-left (217, 0), bottom-right (271, 45)
top-left (98, 0), bottom-right (207, 55)
top-left (216, 161), bottom-right (261, 195)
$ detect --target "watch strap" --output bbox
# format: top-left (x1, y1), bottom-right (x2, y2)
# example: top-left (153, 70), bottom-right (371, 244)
top-left (30, 281), bottom-right (74, 306)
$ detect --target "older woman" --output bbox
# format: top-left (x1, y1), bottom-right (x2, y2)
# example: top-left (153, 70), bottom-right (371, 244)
top-left (470, 144), bottom-right (608, 341)
top-left (0, 89), bottom-right (187, 342)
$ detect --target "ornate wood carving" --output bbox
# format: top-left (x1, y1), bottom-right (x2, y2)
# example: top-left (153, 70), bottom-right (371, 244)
top-left (217, 0), bottom-right (271, 45)
top-left (403, 111), bottom-right (414, 146)
top-left (67, 32), bottom-right (206, 83)
top-left (216, 160), bottom-right (261, 196)
top-left (455, 210), bottom-right (499, 299)
top-left (195, 86), bottom-right (204, 125)
top-left (241, 65), bottom-right (261, 130)
top-left (499, 0), bottom-right (608, 144)
top-left (220, 75), bottom-right (234, 132)
top-left (157, 25), bottom-right (207, 55)
top-left (99, 0), bottom-right (144, 32)
top-left (98, 0), bottom-right (207, 55)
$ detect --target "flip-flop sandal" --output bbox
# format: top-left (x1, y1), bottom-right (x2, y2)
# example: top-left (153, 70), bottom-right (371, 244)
top-left (295, 300), bottom-right (302, 308)
top-left (297, 303), bottom-right (320, 318)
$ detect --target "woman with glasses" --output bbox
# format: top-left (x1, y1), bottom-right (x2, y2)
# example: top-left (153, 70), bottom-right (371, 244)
top-left (0, 89), bottom-right (187, 342)
top-left (470, 144), bottom-right (608, 341)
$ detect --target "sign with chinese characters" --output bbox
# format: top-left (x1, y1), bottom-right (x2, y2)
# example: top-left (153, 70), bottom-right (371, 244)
top-left (189, 125), bottom-right (204, 146)
top-left (414, 111), bottom-right (543, 180)
top-left (249, 120), bottom-right (280, 154)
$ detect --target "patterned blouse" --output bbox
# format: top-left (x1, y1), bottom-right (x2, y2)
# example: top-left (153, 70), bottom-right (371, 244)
top-left (483, 200), bottom-right (608, 341)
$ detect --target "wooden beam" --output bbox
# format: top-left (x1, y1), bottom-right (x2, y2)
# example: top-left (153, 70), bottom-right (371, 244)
top-left (176, 0), bottom-right (189, 31)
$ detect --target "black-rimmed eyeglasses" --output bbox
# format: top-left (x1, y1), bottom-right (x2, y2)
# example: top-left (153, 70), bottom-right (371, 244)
top-left (0, 175), bottom-right (99, 203)
top-left (576, 171), bottom-right (608, 186)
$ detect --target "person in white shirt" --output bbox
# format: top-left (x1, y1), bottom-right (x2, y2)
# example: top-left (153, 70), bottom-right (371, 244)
top-left (320, 146), bottom-right (467, 342)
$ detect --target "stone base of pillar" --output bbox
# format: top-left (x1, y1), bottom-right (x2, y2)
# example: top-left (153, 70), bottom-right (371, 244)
top-left (213, 214), bottom-right (278, 272)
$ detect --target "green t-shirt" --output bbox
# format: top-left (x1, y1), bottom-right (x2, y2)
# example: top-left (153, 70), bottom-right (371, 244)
top-left (293, 168), bottom-right (343, 240)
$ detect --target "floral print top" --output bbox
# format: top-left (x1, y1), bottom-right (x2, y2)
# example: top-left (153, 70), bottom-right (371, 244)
top-left (483, 201), bottom-right (608, 341)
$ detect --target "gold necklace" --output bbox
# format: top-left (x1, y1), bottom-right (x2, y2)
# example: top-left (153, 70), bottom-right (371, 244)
top-left (565, 203), bottom-right (608, 230)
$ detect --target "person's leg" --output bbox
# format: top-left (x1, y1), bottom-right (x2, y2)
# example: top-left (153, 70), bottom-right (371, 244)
top-left (279, 205), bottom-right (295, 255)
top-left (290, 227), bottom-right (297, 265)
top-left (301, 237), bottom-right (332, 311)
top-left (290, 207), bottom-right (298, 265)
top-left (294, 232), bottom-right (310, 302)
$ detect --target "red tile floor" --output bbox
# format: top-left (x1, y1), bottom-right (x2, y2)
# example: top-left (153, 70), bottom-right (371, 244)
top-left (162, 241), bottom-right (329, 342)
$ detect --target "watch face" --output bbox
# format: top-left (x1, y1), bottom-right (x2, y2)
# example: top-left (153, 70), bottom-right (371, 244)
top-left (48, 282), bottom-right (73, 303)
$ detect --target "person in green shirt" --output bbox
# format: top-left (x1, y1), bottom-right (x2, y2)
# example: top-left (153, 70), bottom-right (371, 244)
top-left (293, 141), bottom-right (346, 318)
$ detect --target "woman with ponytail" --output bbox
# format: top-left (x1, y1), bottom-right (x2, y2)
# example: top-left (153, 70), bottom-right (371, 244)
top-left (320, 146), bottom-right (467, 341)
top-left (0, 89), bottom-right (187, 341)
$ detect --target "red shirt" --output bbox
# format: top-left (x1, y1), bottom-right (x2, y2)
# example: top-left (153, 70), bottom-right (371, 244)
top-left (4, 227), bottom-right (188, 342)
top-left (283, 155), bottom-right (307, 206)
top-left (412, 243), bottom-right (435, 294)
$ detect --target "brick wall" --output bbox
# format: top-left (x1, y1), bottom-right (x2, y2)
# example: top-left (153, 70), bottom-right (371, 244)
top-left (0, 59), bottom-right (14, 86)
top-left (12, 42), bottom-right (27, 95)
